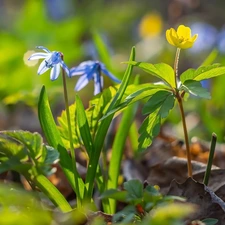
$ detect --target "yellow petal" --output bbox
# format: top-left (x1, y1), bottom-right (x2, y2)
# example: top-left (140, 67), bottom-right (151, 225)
top-left (180, 41), bottom-right (195, 49)
top-left (170, 29), bottom-right (181, 46)
top-left (166, 29), bottom-right (175, 46)
top-left (190, 34), bottom-right (198, 42)
top-left (177, 25), bottom-right (191, 39)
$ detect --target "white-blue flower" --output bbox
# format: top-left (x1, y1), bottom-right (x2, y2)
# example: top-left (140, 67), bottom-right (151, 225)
top-left (28, 46), bottom-right (70, 80)
top-left (70, 60), bottom-right (120, 95)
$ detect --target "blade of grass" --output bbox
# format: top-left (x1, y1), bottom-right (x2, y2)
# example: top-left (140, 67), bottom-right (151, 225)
top-left (129, 121), bottom-right (139, 154)
top-left (203, 133), bottom-right (217, 186)
top-left (107, 101), bottom-right (138, 213)
top-left (92, 30), bottom-right (111, 69)
top-left (38, 86), bottom-right (63, 149)
top-left (75, 95), bottom-right (94, 156)
top-left (84, 47), bottom-right (136, 205)
top-left (34, 174), bottom-right (72, 212)
top-left (38, 86), bottom-right (85, 199)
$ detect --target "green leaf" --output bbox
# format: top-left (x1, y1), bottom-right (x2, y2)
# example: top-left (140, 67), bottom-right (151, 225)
top-left (38, 86), bottom-right (63, 149)
top-left (43, 145), bottom-right (59, 165)
top-left (0, 131), bottom-right (59, 176)
top-left (107, 91), bottom-right (138, 213)
top-left (180, 64), bottom-right (225, 83)
top-left (124, 61), bottom-right (176, 88)
top-left (38, 86), bottom-right (84, 196)
top-left (142, 90), bottom-right (174, 115)
top-left (87, 86), bottom-right (118, 137)
top-left (57, 145), bottom-right (77, 193)
top-left (139, 92), bottom-right (175, 151)
top-left (180, 80), bottom-right (211, 99)
top-left (76, 95), bottom-right (94, 155)
top-left (39, 145), bottom-right (60, 175)
top-left (179, 68), bottom-right (195, 83)
top-left (0, 183), bottom-right (52, 224)
top-left (57, 104), bottom-right (80, 149)
top-left (92, 30), bottom-right (111, 69)
top-left (100, 189), bottom-right (128, 202)
top-left (112, 205), bottom-right (136, 223)
top-left (124, 179), bottom-right (143, 200)
top-left (149, 203), bottom-right (195, 223)
top-left (138, 111), bottom-right (161, 151)
top-left (202, 218), bottom-right (219, 225)
top-left (84, 47), bottom-right (136, 206)
top-left (35, 174), bottom-right (72, 212)
top-left (0, 131), bottom-right (44, 162)
top-left (101, 83), bottom-right (170, 120)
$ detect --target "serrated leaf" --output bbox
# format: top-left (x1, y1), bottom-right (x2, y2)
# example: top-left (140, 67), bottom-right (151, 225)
top-left (43, 145), bottom-right (59, 165)
top-left (124, 179), bottom-right (143, 200)
top-left (179, 68), bottom-right (195, 83)
top-left (138, 93), bottom-right (175, 151)
top-left (180, 64), bottom-right (225, 83)
top-left (100, 189), bottom-right (128, 202)
top-left (0, 157), bottom-right (32, 174)
top-left (57, 104), bottom-right (81, 149)
top-left (180, 80), bottom-right (211, 99)
top-left (112, 205), bottom-right (136, 223)
top-left (202, 218), bottom-right (218, 225)
top-left (87, 86), bottom-right (118, 137)
top-left (101, 83), bottom-right (170, 120)
top-left (124, 61), bottom-right (176, 88)
top-left (0, 131), bottom-right (59, 175)
top-left (142, 90), bottom-right (174, 115)
top-left (138, 111), bottom-right (161, 151)
top-left (0, 130), bottom-right (44, 163)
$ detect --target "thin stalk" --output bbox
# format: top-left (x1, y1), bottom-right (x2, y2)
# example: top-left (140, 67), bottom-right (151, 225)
top-left (174, 47), bottom-right (192, 177)
top-left (177, 93), bottom-right (192, 177)
top-left (174, 48), bottom-right (181, 84)
top-left (61, 55), bottom-right (82, 207)
top-left (203, 133), bottom-right (217, 185)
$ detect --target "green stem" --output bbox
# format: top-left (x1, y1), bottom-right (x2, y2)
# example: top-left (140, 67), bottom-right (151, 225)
top-left (34, 174), bottom-right (72, 212)
top-left (174, 48), bottom-right (181, 87)
top-left (203, 133), bottom-right (217, 185)
top-left (61, 56), bottom-right (82, 207)
top-left (177, 93), bottom-right (192, 177)
top-left (174, 48), bottom-right (192, 177)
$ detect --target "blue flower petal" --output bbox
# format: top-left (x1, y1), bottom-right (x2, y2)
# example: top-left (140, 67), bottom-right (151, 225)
top-left (75, 75), bottom-right (90, 91)
top-left (60, 61), bottom-right (71, 77)
top-left (50, 64), bottom-right (61, 80)
top-left (93, 73), bottom-right (103, 95)
top-left (101, 67), bottom-right (120, 83)
top-left (70, 61), bottom-right (95, 76)
top-left (36, 46), bottom-right (51, 53)
top-left (28, 53), bottom-right (50, 60)
top-left (37, 60), bottom-right (49, 75)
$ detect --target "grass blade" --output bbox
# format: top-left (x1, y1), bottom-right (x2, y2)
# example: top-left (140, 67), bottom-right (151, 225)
top-left (35, 174), bottom-right (72, 212)
top-left (84, 47), bottom-right (136, 205)
top-left (107, 102), bottom-right (138, 213)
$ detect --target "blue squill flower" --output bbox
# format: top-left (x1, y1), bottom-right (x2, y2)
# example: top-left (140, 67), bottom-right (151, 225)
top-left (28, 46), bottom-right (70, 80)
top-left (189, 22), bottom-right (217, 53)
top-left (70, 61), bottom-right (120, 95)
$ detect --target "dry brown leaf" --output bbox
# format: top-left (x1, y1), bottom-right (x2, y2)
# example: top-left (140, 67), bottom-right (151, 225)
top-left (168, 178), bottom-right (225, 224)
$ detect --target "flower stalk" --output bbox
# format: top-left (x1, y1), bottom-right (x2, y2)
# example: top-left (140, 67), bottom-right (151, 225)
top-left (173, 48), bottom-right (192, 177)
top-left (61, 54), bottom-right (82, 207)
top-left (176, 93), bottom-right (193, 177)
top-left (174, 48), bottom-right (181, 80)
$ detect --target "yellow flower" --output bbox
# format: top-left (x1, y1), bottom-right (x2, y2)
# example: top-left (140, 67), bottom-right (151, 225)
top-left (138, 12), bottom-right (163, 38)
top-left (166, 25), bottom-right (198, 49)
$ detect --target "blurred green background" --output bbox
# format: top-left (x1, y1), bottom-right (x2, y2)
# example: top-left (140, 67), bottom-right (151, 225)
top-left (1, 0), bottom-right (225, 142)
